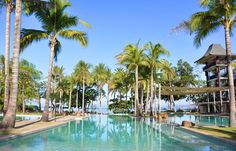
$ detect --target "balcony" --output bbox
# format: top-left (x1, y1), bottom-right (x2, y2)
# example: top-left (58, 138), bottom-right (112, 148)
top-left (203, 60), bottom-right (227, 71)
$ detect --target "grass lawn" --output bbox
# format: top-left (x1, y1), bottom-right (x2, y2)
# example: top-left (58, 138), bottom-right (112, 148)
top-left (192, 126), bottom-right (236, 141)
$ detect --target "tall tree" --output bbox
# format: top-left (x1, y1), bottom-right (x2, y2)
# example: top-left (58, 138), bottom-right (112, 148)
top-left (74, 60), bottom-right (91, 116)
top-left (146, 42), bottom-right (169, 116)
top-left (1, 0), bottom-right (22, 128)
top-left (176, 0), bottom-right (236, 127)
top-left (1, 0), bottom-right (14, 115)
top-left (116, 41), bottom-right (148, 116)
top-left (18, 59), bottom-right (42, 113)
top-left (160, 60), bottom-right (175, 110)
top-left (93, 63), bottom-right (108, 114)
top-left (105, 68), bottom-right (112, 110)
top-left (20, 0), bottom-right (88, 121)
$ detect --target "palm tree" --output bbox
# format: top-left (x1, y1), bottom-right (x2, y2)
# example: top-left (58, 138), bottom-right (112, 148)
top-left (182, 0), bottom-right (236, 127)
top-left (105, 68), bottom-right (112, 110)
top-left (1, 0), bottom-right (14, 115)
top-left (20, 0), bottom-right (88, 121)
top-left (160, 59), bottom-right (175, 111)
top-left (54, 66), bottom-right (64, 113)
top-left (1, 0), bottom-right (22, 128)
top-left (146, 42), bottom-right (169, 116)
top-left (93, 63), bottom-right (108, 114)
top-left (116, 41), bottom-right (148, 116)
top-left (68, 74), bottom-right (75, 113)
top-left (74, 60), bottom-right (91, 116)
top-left (0, 55), bottom-right (5, 99)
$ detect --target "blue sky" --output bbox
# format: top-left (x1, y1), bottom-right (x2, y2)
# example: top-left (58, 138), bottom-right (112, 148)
top-left (1, 0), bottom-right (236, 109)
top-left (1, 0), bottom-right (235, 79)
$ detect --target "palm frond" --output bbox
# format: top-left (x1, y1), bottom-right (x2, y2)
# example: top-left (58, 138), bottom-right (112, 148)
top-left (20, 29), bottom-right (49, 52)
top-left (79, 19), bottom-right (91, 28)
top-left (189, 11), bottom-right (222, 47)
top-left (49, 38), bottom-right (61, 62)
top-left (58, 30), bottom-right (87, 47)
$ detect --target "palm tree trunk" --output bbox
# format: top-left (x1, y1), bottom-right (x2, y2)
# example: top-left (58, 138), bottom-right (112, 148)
top-left (145, 80), bottom-right (150, 114)
top-left (1, 0), bottom-right (22, 128)
top-left (82, 76), bottom-right (85, 116)
top-left (106, 90), bottom-right (110, 111)
top-left (225, 27), bottom-right (236, 127)
top-left (99, 86), bottom-right (102, 114)
top-left (150, 67), bottom-right (154, 116)
top-left (3, 3), bottom-right (12, 115)
top-left (38, 96), bottom-right (41, 112)
top-left (42, 37), bottom-right (56, 122)
top-left (158, 84), bottom-right (161, 113)
top-left (68, 86), bottom-right (72, 112)
top-left (59, 90), bottom-right (62, 114)
top-left (140, 84), bottom-right (144, 113)
top-left (22, 86), bottom-right (25, 113)
top-left (135, 65), bottom-right (140, 116)
top-left (76, 84), bottom-right (79, 111)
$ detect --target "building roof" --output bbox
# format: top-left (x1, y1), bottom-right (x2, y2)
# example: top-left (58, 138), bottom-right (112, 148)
top-left (195, 44), bottom-right (236, 64)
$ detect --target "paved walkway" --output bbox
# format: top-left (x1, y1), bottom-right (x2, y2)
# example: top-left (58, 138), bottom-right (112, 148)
top-left (0, 115), bottom-right (76, 141)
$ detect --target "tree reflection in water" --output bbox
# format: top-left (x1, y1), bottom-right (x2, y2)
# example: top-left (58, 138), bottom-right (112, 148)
top-left (0, 115), bottom-right (235, 151)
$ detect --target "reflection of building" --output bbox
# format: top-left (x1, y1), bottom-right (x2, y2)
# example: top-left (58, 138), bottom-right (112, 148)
top-left (195, 44), bottom-right (236, 114)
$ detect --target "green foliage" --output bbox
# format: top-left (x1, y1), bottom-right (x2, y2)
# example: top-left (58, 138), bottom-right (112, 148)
top-left (20, 0), bottom-right (88, 59)
top-left (109, 99), bottom-right (133, 114)
top-left (25, 105), bottom-right (39, 112)
top-left (176, 0), bottom-right (236, 47)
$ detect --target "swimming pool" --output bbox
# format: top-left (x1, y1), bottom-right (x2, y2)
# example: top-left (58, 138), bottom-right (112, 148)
top-left (168, 114), bottom-right (229, 126)
top-left (0, 115), bottom-right (235, 151)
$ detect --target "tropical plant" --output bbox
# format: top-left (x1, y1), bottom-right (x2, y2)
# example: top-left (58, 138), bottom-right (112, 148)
top-left (1, 0), bottom-right (14, 115)
top-left (146, 42), bottom-right (170, 116)
top-left (1, 0), bottom-right (22, 128)
top-left (176, 0), bottom-right (236, 127)
top-left (18, 59), bottom-right (42, 113)
top-left (20, 0), bottom-right (88, 121)
top-left (116, 41), bottom-right (148, 116)
top-left (74, 60), bottom-right (91, 115)
top-left (160, 59), bottom-right (175, 110)
top-left (92, 63), bottom-right (109, 114)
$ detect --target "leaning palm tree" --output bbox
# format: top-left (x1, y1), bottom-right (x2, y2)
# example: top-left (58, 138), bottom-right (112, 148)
top-left (116, 41), bottom-right (148, 116)
top-left (20, 0), bottom-right (88, 121)
top-left (74, 60), bottom-right (91, 116)
top-left (176, 0), bottom-right (236, 127)
top-left (0, 0), bottom-right (22, 128)
top-left (146, 42), bottom-right (169, 116)
top-left (93, 63), bottom-right (108, 114)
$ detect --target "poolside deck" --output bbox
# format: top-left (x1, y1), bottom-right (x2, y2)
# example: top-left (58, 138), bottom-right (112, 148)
top-left (0, 115), bottom-right (77, 141)
top-left (182, 126), bottom-right (236, 145)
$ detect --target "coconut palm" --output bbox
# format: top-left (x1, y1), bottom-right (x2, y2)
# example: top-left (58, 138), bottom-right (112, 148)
top-left (116, 41), bottom-right (148, 116)
top-left (105, 68), bottom-right (112, 110)
top-left (1, 0), bottom-right (14, 115)
top-left (20, 0), bottom-right (88, 121)
top-left (146, 42), bottom-right (169, 116)
top-left (93, 63), bottom-right (108, 114)
top-left (74, 60), bottom-right (91, 116)
top-left (53, 66), bottom-right (64, 113)
top-left (160, 59), bottom-right (175, 111)
top-left (68, 74), bottom-right (75, 112)
top-left (0, 0), bottom-right (22, 128)
top-left (181, 0), bottom-right (236, 127)
top-left (0, 55), bottom-right (5, 99)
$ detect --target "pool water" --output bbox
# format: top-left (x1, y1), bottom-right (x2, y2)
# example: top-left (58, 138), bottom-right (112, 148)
top-left (0, 115), bottom-right (235, 151)
top-left (168, 114), bottom-right (229, 126)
